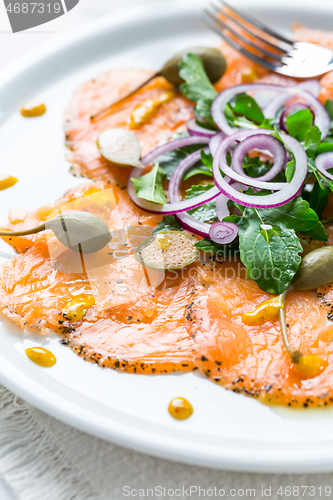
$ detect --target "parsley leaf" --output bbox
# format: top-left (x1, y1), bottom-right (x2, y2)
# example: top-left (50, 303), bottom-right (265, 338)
top-left (185, 184), bottom-right (217, 222)
top-left (230, 93), bottom-right (265, 125)
top-left (286, 109), bottom-right (314, 142)
top-left (179, 53), bottom-right (217, 123)
top-left (153, 215), bottom-right (183, 234)
top-left (308, 181), bottom-right (329, 219)
top-left (304, 125), bottom-right (321, 158)
top-left (131, 163), bottom-right (167, 205)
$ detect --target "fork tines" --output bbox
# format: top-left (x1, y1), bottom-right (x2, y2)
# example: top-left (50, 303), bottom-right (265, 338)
top-left (201, 0), bottom-right (294, 71)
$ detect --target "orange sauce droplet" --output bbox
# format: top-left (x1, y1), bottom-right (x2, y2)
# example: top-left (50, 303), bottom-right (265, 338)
top-left (21, 101), bottom-right (46, 117)
top-left (25, 347), bottom-right (56, 367)
top-left (168, 397), bottom-right (193, 420)
top-left (293, 355), bottom-right (326, 380)
top-left (241, 295), bottom-right (283, 326)
top-left (0, 175), bottom-right (18, 191)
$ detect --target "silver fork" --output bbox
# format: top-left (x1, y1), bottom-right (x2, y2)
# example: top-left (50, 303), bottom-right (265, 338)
top-left (201, 0), bottom-right (333, 78)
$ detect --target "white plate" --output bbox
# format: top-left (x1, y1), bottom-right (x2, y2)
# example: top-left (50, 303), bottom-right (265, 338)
top-left (1, 0), bottom-right (333, 474)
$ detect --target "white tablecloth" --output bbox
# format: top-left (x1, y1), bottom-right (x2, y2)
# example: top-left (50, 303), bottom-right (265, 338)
top-left (1, 1), bottom-right (333, 499)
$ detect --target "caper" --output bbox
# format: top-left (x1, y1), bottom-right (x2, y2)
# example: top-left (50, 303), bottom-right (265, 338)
top-left (91, 47), bottom-right (226, 120)
top-left (134, 231), bottom-right (199, 270)
top-left (160, 47), bottom-right (226, 87)
top-left (291, 246), bottom-right (333, 291)
top-left (0, 211), bottom-right (111, 254)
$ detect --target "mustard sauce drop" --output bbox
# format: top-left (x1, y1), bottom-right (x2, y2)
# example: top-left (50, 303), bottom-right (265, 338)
top-left (62, 295), bottom-right (95, 322)
top-left (20, 101), bottom-right (46, 117)
top-left (168, 397), bottom-right (193, 420)
top-left (241, 67), bottom-right (259, 84)
top-left (0, 175), bottom-right (18, 191)
top-left (293, 355), bottom-right (326, 380)
top-left (130, 90), bottom-right (176, 129)
top-left (25, 347), bottom-right (56, 367)
top-left (241, 295), bottom-right (283, 326)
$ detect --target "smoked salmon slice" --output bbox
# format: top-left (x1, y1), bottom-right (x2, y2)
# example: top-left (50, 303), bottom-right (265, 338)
top-left (64, 278), bottom-right (196, 374)
top-left (1, 182), bottom-right (162, 254)
top-left (64, 69), bottom-right (194, 185)
top-left (185, 263), bottom-right (332, 407)
top-left (0, 232), bottom-right (196, 373)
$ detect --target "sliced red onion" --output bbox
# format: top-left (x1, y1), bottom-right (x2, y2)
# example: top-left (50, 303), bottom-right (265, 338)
top-left (231, 134), bottom-right (286, 183)
top-left (315, 152), bottom-right (333, 182)
top-left (187, 118), bottom-right (216, 138)
top-left (213, 130), bottom-right (307, 208)
top-left (167, 148), bottom-right (221, 237)
top-left (212, 130), bottom-right (287, 191)
top-left (215, 193), bottom-right (230, 221)
top-left (280, 102), bottom-right (312, 133)
top-left (141, 135), bottom-right (209, 166)
top-left (209, 222), bottom-right (238, 245)
top-left (209, 131), bottom-right (227, 156)
top-left (297, 80), bottom-right (321, 98)
top-left (212, 83), bottom-right (330, 139)
top-left (127, 137), bottom-right (212, 214)
top-left (264, 87), bottom-right (330, 139)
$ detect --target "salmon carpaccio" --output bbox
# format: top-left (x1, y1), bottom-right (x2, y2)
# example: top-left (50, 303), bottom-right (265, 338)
top-left (2, 26), bottom-right (333, 405)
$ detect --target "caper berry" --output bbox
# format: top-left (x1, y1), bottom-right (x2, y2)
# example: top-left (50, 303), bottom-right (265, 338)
top-left (292, 246), bottom-right (333, 291)
top-left (0, 211), bottom-right (111, 254)
top-left (160, 47), bottom-right (227, 87)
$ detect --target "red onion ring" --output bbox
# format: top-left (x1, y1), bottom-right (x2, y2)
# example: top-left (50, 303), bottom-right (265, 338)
top-left (186, 118), bottom-right (216, 138)
top-left (296, 80), bottom-right (321, 98)
top-left (209, 221), bottom-right (238, 245)
top-left (315, 152), bottom-right (333, 182)
top-left (264, 87), bottom-right (330, 139)
top-left (127, 136), bottom-right (214, 214)
top-left (215, 193), bottom-right (230, 221)
top-left (141, 135), bottom-right (209, 166)
top-left (213, 130), bottom-right (307, 208)
top-left (279, 102), bottom-right (313, 133)
top-left (209, 131), bottom-right (227, 156)
top-left (168, 148), bottom-right (221, 237)
top-left (231, 134), bottom-right (286, 183)
top-left (211, 130), bottom-right (287, 191)
top-left (211, 83), bottom-right (330, 139)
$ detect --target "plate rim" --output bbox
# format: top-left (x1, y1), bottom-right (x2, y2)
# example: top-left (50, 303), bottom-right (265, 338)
top-left (2, 0), bottom-right (333, 473)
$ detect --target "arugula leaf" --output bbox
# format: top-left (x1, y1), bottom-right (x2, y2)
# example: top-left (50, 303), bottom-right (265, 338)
top-left (249, 198), bottom-right (320, 233)
top-left (232, 198), bottom-right (322, 294)
top-left (308, 158), bottom-right (333, 191)
top-left (304, 125), bottom-right (321, 158)
top-left (152, 215), bottom-right (183, 234)
top-left (185, 184), bottom-right (217, 222)
top-left (237, 209), bottom-right (302, 294)
top-left (301, 222), bottom-right (327, 241)
top-left (286, 109), bottom-right (314, 142)
top-left (285, 158), bottom-right (295, 183)
top-left (195, 239), bottom-right (240, 257)
top-left (131, 163), bottom-right (167, 205)
top-left (308, 181), bottom-right (329, 218)
top-left (325, 100), bottom-right (333, 120)
top-left (183, 150), bottom-right (213, 180)
top-left (231, 93), bottom-right (265, 125)
top-left (315, 143), bottom-right (333, 156)
top-left (179, 53), bottom-right (217, 123)
top-left (157, 141), bottom-right (206, 180)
